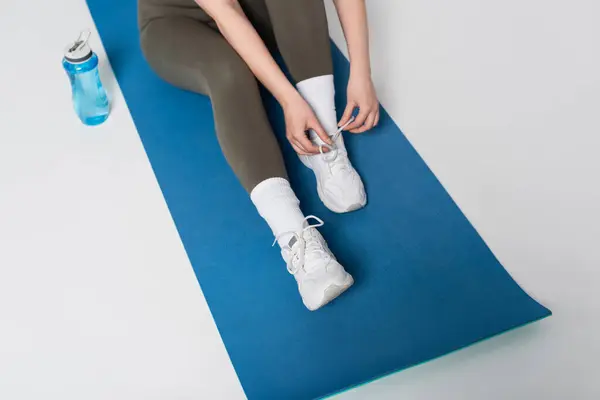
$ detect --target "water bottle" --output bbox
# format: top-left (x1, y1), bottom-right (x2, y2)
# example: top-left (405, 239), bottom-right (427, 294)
top-left (63, 31), bottom-right (109, 125)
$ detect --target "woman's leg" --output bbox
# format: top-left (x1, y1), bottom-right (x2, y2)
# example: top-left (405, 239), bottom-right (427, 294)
top-left (141, 17), bottom-right (307, 246)
top-left (141, 17), bottom-right (285, 193)
top-left (140, 15), bottom-right (354, 310)
top-left (256, 0), bottom-right (332, 83)
top-left (262, 0), bottom-right (334, 124)
top-left (262, 0), bottom-right (367, 213)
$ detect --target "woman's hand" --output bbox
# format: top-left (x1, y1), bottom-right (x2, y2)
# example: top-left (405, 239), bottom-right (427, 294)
top-left (338, 72), bottom-right (379, 134)
top-left (333, 0), bottom-right (378, 133)
top-left (283, 94), bottom-right (333, 155)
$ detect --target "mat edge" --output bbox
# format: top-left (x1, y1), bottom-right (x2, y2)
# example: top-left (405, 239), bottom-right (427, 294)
top-left (320, 311), bottom-right (552, 400)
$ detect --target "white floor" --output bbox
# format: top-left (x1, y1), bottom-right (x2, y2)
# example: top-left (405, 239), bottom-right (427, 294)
top-left (1, 1), bottom-right (599, 399)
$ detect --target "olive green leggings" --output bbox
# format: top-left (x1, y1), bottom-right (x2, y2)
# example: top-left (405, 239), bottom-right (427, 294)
top-left (138, 0), bottom-right (333, 192)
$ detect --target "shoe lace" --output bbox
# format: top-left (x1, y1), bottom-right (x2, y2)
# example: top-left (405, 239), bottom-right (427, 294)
top-left (318, 117), bottom-right (355, 175)
top-left (273, 215), bottom-right (329, 275)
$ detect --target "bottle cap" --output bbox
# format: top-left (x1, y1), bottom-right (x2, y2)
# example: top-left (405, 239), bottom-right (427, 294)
top-left (65, 30), bottom-right (92, 63)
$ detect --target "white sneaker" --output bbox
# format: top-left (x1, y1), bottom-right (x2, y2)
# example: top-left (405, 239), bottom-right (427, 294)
top-left (276, 216), bottom-right (354, 311)
top-left (301, 118), bottom-right (367, 213)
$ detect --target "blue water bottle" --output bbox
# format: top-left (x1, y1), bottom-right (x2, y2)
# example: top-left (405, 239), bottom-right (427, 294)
top-left (63, 31), bottom-right (109, 125)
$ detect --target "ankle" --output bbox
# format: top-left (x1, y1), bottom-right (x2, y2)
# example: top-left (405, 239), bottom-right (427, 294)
top-left (250, 178), bottom-right (306, 248)
top-left (297, 75), bottom-right (341, 137)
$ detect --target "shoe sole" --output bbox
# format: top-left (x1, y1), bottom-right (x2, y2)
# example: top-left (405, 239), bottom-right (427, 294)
top-left (317, 184), bottom-right (367, 214)
top-left (308, 273), bottom-right (355, 311)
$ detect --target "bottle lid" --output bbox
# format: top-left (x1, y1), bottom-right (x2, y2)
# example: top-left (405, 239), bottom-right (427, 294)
top-left (65, 30), bottom-right (92, 63)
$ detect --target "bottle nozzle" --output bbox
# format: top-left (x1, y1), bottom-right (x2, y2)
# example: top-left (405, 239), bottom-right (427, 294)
top-left (65, 29), bottom-right (93, 63)
top-left (69, 30), bottom-right (91, 53)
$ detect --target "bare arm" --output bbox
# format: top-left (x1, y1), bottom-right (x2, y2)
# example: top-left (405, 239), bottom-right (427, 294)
top-left (333, 0), bottom-right (371, 80)
top-left (196, 0), bottom-right (332, 153)
top-left (333, 0), bottom-right (379, 133)
top-left (196, 1), bottom-right (296, 106)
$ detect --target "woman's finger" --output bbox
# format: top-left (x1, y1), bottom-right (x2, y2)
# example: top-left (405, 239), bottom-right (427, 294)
top-left (287, 134), bottom-right (306, 153)
top-left (338, 101), bottom-right (356, 127)
top-left (352, 112), bottom-right (376, 134)
top-left (296, 133), bottom-right (320, 154)
top-left (373, 111), bottom-right (380, 127)
top-left (346, 106), bottom-right (370, 131)
top-left (309, 118), bottom-right (333, 145)
top-left (291, 136), bottom-right (309, 153)
top-left (291, 140), bottom-right (309, 155)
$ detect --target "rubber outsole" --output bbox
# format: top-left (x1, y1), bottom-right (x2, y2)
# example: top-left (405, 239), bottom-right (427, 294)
top-left (307, 274), bottom-right (355, 311)
top-left (317, 183), bottom-right (367, 214)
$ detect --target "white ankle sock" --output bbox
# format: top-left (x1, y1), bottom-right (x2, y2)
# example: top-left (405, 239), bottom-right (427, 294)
top-left (250, 177), bottom-right (306, 248)
top-left (296, 74), bottom-right (347, 152)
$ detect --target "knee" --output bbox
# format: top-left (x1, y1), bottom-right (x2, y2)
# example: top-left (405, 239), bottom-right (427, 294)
top-left (139, 19), bottom-right (166, 71)
top-left (208, 57), bottom-right (256, 95)
top-left (139, 18), bottom-right (157, 54)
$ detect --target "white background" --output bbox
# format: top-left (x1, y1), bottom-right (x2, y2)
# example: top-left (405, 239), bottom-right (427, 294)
top-left (1, 0), bottom-right (598, 399)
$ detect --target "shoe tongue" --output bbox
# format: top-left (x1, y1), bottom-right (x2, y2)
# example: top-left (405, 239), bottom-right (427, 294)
top-left (287, 235), bottom-right (298, 249)
top-left (302, 229), bottom-right (328, 269)
top-left (285, 228), bottom-right (313, 250)
top-left (285, 228), bottom-right (329, 272)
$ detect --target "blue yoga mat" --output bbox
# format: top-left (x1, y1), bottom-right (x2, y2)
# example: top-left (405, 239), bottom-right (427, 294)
top-left (88, 2), bottom-right (551, 399)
